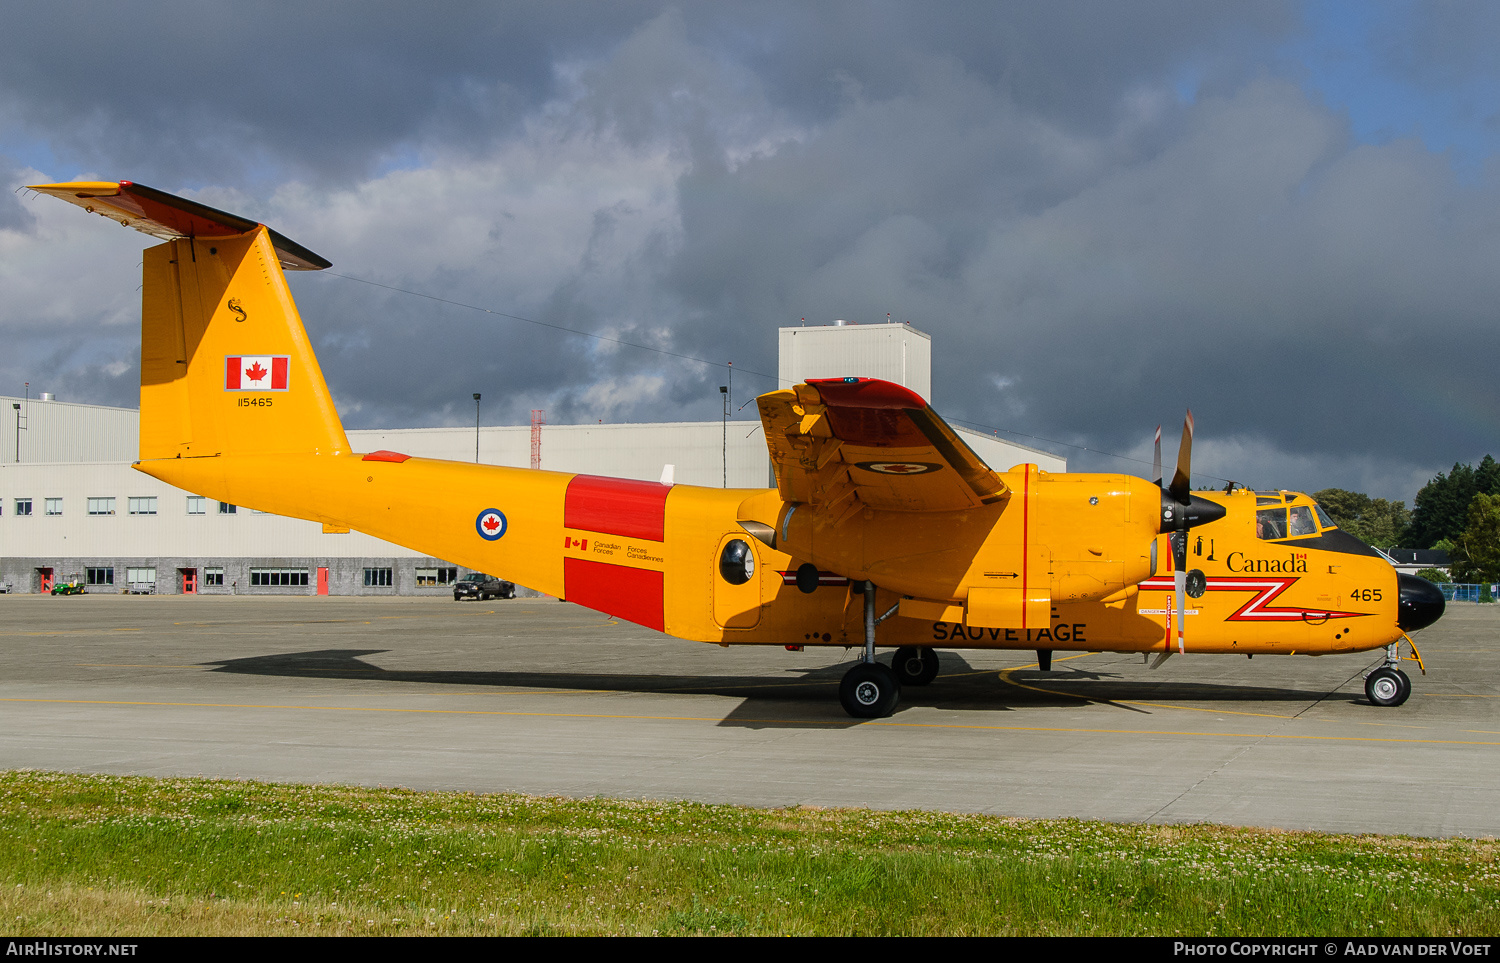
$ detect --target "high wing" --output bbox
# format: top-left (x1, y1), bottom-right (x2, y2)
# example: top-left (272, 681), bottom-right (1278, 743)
top-left (756, 377), bottom-right (1009, 517)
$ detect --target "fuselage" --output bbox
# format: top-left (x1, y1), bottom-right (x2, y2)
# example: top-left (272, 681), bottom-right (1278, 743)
top-left (140, 453), bottom-right (1409, 658)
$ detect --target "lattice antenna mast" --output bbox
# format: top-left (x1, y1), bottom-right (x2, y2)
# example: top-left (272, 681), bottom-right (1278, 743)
top-left (530, 409), bottom-right (545, 470)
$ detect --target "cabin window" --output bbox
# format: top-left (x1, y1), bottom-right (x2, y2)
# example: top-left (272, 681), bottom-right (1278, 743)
top-left (1313, 503), bottom-right (1337, 530)
top-left (1256, 508), bottom-right (1287, 539)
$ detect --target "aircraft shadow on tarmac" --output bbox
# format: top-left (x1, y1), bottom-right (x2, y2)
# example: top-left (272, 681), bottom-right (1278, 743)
top-left (202, 648), bottom-right (1349, 730)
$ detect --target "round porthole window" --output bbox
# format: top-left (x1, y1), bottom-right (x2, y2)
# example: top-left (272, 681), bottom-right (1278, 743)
top-left (719, 538), bottom-right (755, 585)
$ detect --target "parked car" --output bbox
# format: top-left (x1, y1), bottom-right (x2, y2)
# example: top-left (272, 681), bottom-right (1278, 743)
top-left (453, 573), bottom-right (515, 601)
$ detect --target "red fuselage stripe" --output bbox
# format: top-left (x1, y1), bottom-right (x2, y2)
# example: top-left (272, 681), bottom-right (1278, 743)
top-left (1021, 464), bottom-right (1031, 632)
top-left (563, 474), bottom-right (671, 541)
top-left (563, 558), bottom-right (665, 631)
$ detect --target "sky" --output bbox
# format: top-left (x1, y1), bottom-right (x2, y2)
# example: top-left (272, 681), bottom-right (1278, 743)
top-left (2, 0), bottom-right (1498, 502)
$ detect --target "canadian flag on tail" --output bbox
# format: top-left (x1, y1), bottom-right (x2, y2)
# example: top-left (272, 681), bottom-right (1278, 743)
top-left (225, 356), bottom-right (290, 391)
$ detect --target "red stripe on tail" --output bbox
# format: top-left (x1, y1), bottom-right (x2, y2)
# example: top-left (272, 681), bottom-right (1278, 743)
top-left (564, 558), bottom-right (665, 631)
top-left (563, 475), bottom-right (670, 540)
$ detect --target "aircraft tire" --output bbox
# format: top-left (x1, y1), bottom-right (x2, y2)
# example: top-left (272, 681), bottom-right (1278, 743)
top-left (840, 662), bottom-right (901, 718)
top-left (891, 646), bottom-right (940, 686)
top-left (1365, 667), bottom-right (1411, 707)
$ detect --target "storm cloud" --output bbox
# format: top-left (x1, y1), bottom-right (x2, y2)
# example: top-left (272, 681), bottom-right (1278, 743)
top-left (2, 1), bottom-right (1496, 501)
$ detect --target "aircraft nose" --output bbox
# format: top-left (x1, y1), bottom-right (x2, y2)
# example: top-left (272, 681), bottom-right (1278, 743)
top-left (1397, 573), bottom-right (1446, 632)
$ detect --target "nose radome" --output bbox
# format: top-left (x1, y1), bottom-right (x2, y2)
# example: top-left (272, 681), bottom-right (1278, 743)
top-left (1397, 573), bottom-right (1446, 632)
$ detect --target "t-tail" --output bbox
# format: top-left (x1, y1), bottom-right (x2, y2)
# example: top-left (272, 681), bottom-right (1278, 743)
top-left (31, 182), bottom-right (349, 463)
top-left (26, 180), bottom-right (584, 604)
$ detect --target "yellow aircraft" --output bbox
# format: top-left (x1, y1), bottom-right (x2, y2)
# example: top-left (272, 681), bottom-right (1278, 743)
top-left (27, 180), bottom-right (1446, 717)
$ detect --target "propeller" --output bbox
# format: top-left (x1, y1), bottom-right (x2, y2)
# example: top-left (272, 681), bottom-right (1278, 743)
top-left (1157, 410), bottom-right (1226, 654)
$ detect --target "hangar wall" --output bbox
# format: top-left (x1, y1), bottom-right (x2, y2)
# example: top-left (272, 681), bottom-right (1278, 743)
top-left (0, 322), bottom-right (1066, 595)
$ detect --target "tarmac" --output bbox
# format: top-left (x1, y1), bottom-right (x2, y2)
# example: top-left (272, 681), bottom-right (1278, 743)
top-left (0, 593), bottom-right (1494, 837)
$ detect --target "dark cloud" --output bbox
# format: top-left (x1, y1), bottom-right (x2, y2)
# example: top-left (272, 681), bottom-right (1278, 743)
top-left (3, 2), bottom-right (1496, 504)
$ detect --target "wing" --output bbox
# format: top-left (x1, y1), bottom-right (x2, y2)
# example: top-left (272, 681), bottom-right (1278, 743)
top-left (757, 377), bottom-right (1009, 516)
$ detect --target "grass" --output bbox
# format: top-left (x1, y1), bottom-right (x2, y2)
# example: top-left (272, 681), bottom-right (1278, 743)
top-left (0, 770), bottom-right (1496, 936)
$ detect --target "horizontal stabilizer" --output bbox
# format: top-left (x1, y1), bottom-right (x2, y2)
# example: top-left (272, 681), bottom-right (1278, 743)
top-left (26, 180), bottom-right (330, 271)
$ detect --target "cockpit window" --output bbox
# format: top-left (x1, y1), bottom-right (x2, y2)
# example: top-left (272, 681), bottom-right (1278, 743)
top-left (1259, 504), bottom-right (1323, 539)
top-left (1288, 505), bottom-right (1318, 536)
top-left (1256, 508), bottom-right (1287, 539)
top-left (1313, 503), bottom-right (1337, 530)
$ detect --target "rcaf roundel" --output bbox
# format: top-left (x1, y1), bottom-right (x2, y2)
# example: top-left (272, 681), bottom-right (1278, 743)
top-left (475, 508), bottom-right (508, 540)
top-left (854, 461), bottom-right (942, 475)
top-left (225, 355), bottom-right (289, 391)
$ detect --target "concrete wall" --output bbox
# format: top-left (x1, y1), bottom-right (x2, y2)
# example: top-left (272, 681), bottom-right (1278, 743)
top-left (0, 555), bottom-right (538, 597)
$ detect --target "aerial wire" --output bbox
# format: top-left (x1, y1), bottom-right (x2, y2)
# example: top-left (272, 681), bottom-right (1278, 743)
top-left (321, 270), bottom-right (1225, 480)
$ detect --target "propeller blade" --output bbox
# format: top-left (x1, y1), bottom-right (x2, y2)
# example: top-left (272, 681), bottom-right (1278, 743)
top-left (1169, 409), bottom-right (1194, 504)
top-left (1152, 424), bottom-right (1162, 487)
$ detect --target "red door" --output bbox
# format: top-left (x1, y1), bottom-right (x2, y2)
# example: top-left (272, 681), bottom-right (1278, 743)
top-left (37, 568), bottom-right (53, 593)
top-left (181, 568), bottom-right (197, 595)
top-left (316, 567), bottom-right (329, 596)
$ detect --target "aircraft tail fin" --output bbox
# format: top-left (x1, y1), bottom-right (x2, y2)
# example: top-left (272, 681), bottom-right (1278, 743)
top-left (27, 181), bottom-right (348, 461)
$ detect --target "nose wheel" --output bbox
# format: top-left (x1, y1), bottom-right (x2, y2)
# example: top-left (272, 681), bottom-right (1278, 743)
top-left (1364, 666), bottom-right (1411, 707)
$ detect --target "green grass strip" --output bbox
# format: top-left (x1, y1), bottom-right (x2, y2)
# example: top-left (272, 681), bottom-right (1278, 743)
top-left (0, 770), bottom-right (1496, 936)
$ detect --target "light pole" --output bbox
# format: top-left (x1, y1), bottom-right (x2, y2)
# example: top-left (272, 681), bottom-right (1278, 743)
top-left (473, 393), bottom-right (481, 464)
top-left (719, 385), bottom-right (728, 487)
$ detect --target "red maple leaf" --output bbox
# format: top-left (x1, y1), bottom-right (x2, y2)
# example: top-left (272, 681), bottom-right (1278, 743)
top-left (244, 361), bottom-right (268, 382)
top-left (883, 463), bottom-right (918, 473)
top-left (483, 515), bottom-right (501, 532)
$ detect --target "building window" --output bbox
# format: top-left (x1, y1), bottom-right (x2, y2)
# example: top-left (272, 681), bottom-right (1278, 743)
top-left (87, 497), bottom-right (115, 516)
top-left (126, 567), bottom-right (157, 585)
top-left (44, 498), bottom-right (62, 516)
top-left (204, 567), bottom-right (225, 586)
top-left (86, 567), bottom-right (114, 586)
top-left (415, 566), bottom-right (458, 586)
top-left (128, 497), bottom-right (157, 515)
top-left (14, 498), bottom-right (30, 516)
top-left (219, 502), bottom-right (237, 515)
top-left (187, 496), bottom-right (207, 515)
top-left (363, 567), bottom-right (393, 587)
top-left (250, 567), bottom-right (308, 587)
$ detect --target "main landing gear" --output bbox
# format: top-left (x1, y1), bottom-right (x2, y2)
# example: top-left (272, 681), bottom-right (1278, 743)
top-left (1364, 639), bottom-right (1417, 707)
top-left (892, 645), bottom-right (940, 686)
top-left (838, 581), bottom-right (906, 718)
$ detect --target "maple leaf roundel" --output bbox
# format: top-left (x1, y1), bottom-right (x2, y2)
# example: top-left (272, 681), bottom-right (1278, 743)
top-left (475, 508), bottom-right (508, 540)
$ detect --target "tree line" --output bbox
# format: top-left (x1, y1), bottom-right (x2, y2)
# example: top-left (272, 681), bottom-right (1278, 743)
top-left (1314, 454), bottom-right (1500, 583)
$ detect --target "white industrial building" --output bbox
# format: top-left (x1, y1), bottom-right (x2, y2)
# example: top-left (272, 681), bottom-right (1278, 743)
top-left (0, 322), bottom-right (1063, 595)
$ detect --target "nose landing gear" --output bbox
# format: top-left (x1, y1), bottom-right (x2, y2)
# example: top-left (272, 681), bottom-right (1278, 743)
top-left (1364, 638), bottom-right (1420, 707)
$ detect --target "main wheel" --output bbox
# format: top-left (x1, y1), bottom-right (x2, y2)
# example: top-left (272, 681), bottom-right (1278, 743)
top-left (891, 646), bottom-right (940, 686)
top-left (839, 662), bottom-right (901, 718)
top-left (1365, 667), bottom-right (1411, 707)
